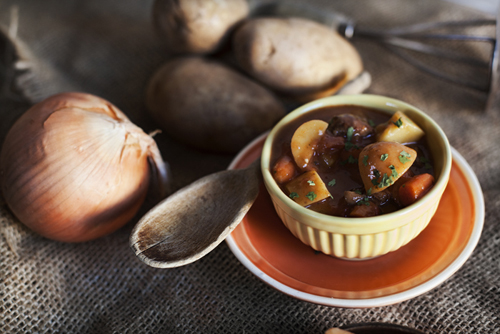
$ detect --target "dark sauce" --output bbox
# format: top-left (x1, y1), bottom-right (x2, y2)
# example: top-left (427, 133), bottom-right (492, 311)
top-left (271, 105), bottom-right (435, 217)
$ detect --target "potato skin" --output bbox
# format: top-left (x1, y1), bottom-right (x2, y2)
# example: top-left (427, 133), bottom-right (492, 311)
top-left (233, 17), bottom-right (363, 98)
top-left (146, 57), bottom-right (286, 153)
top-left (153, 0), bottom-right (249, 55)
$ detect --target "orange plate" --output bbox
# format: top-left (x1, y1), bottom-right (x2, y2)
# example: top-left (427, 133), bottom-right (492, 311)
top-left (226, 133), bottom-right (484, 308)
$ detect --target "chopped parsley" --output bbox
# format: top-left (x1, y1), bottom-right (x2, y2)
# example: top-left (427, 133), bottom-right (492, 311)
top-left (357, 197), bottom-right (370, 206)
top-left (354, 189), bottom-right (362, 195)
top-left (363, 155), bottom-right (369, 166)
top-left (344, 126), bottom-right (359, 151)
top-left (307, 180), bottom-right (315, 186)
top-left (379, 173), bottom-right (392, 188)
top-left (381, 153), bottom-right (388, 161)
top-left (420, 156), bottom-right (432, 169)
top-left (389, 165), bottom-right (398, 178)
top-left (371, 167), bottom-right (396, 189)
top-left (367, 188), bottom-right (372, 196)
top-left (289, 192), bottom-right (299, 199)
top-left (306, 191), bottom-right (317, 201)
top-left (368, 119), bottom-right (375, 127)
top-left (344, 141), bottom-right (359, 151)
top-left (328, 179), bottom-right (336, 186)
top-left (346, 126), bottom-right (354, 142)
top-left (399, 150), bottom-right (412, 164)
top-left (340, 155), bottom-right (358, 165)
top-left (393, 117), bottom-right (403, 128)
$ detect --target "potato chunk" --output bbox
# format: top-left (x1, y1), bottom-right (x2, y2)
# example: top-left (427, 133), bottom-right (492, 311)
top-left (285, 170), bottom-right (331, 206)
top-left (376, 111), bottom-right (425, 144)
top-left (290, 120), bottom-right (329, 170)
top-left (358, 142), bottom-right (417, 193)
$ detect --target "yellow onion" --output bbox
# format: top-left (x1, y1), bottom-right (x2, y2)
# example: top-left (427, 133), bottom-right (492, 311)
top-left (0, 92), bottom-right (169, 242)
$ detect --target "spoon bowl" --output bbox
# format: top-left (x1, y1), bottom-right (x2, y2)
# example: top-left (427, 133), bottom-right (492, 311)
top-left (130, 158), bottom-right (261, 268)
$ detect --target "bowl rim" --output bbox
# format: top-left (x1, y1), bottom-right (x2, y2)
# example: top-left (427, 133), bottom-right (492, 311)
top-left (261, 94), bottom-right (452, 230)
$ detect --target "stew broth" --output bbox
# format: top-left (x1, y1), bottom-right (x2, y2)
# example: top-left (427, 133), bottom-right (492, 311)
top-left (270, 105), bottom-right (435, 217)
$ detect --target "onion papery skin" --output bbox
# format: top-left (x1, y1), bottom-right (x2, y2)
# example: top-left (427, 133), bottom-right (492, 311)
top-left (0, 92), bottom-right (168, 242)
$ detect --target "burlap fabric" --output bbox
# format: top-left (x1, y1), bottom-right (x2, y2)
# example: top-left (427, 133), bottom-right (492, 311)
top-left (1, 0), bottom-right (499, 333)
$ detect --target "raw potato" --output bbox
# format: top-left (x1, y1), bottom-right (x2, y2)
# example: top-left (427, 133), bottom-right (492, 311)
top-left (291, 120), bottom-right (329, 170)
top-left (146, 57), bottom-right (286, 153)
top-left (232, 17), bottom-right (363, 100)
top-left (153, 0), bottom-right (249, 55)
top-left (376, 111), bottom-right (425, 143)
top-left (358, 142), bottom-right (417, 193)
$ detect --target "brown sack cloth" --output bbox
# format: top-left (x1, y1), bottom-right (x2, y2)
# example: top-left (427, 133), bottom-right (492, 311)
top-left (1, 0), bottom-right (499, 333)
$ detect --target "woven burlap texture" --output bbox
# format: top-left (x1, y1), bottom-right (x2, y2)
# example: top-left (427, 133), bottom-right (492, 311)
top-left (0, 0), bottom-right (499, 333)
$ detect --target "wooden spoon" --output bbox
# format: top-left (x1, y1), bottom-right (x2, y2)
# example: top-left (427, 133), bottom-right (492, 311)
top-left (130, 158), bottom-right (261, 268)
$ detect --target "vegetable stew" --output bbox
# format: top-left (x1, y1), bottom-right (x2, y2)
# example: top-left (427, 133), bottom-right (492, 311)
top-left (270, 105), bottom-right (435, 217)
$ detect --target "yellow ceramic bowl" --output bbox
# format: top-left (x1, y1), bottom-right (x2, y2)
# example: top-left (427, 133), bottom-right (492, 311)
top-left (261, 94), bottom-right (452, 260)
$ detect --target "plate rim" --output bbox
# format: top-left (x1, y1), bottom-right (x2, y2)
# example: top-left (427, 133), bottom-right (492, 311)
top-left (225, 133), bottom-right (485, 308)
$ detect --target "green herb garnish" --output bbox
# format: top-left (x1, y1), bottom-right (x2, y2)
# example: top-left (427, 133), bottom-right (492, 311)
top-left (344, 126), bottom-right (359, 151)
top-left (328, 179), bottom-right (336, 186)
top-left (357, 197), bottom-right (370, 206)
top-left (394, 117), bottom-right (403, 128)
top-left (307, 180), bottom-right (315, 186)
top-left (420, 156), bottom-right (432, 169)
top-left (346, 126), bottom-right (354, 142)
top-left (381, 153), bottom-right (388, 161)
top-left (341, 155), bottom-right (358, 165)
top-left (344, 142), bottom-right (359, 151)
top-left (389, 165), bottom-right (398, 179)
top-left (399, 150), bottom-right (412, 164)
top-left (345, 126), bottom-right (358, 151)
top-left (368, 119), bottom-right (375, 127)
top-left (363, 155), bottom-right (369, 166)
top-left (367, 188), bottom-right (372, 196)
top-left (379, 173), bottom-right (392, 188)
top-left (306, 192), bottom-right (317, 201)
top-left (289, 192), bottom-right (299, 199)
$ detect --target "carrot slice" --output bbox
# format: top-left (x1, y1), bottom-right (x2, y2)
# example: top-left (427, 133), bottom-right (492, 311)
top-left (272, 155), bottom-right (297, 184)
top-left (398, 173), bottom-right (435, 207)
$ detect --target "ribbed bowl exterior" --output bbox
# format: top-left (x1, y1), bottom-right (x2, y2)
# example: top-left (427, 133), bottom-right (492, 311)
top-left (268, 189), bottom-right (443, 259)
top-left (261, 94), bottom-right (452, 260)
